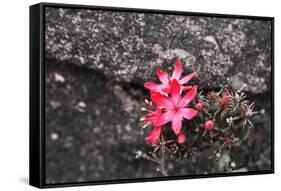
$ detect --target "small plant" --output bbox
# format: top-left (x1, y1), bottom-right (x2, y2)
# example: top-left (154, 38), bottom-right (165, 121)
top-left (137, 59), bottom-right (257, 176)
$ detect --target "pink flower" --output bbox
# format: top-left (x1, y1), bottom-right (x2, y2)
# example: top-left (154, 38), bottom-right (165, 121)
top-left (144, 59), bottom-right (197, 95)
top-left (150, 80), bottom-right (198, 135)
top-left (143, 107), bottom-right (163, 126)
top-left (177, 133), bottom-right (186, 144)
top-left (145, 126), bottom-right (161, 145)
top-left (142, 105), bottom-right (168, 145)
top-left (204, 120), bottom-right (215, 131)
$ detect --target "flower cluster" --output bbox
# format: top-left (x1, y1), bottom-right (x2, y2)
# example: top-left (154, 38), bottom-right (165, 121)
top-left (142, 60), bottom-right (198, 145)
top-left (139, 59), bottom-right (257, 175)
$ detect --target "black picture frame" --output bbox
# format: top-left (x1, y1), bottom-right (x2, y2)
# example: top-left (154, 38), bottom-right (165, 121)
top-left (29, 2), bottom-right (274, 188)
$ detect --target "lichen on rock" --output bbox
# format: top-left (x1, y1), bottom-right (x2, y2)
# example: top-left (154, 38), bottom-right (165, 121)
top-left (45, 7), bottom-right (272, 93)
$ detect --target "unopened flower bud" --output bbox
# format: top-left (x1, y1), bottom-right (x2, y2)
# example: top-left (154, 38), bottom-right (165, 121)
top-left (177, 133), bottom-right (186, 144)
top-left (220, 95), bottom-right (230, 108)
top-left (196, 102), bottom-right (205, 112)
top-left (204, 120), bottom-right (215, 131)
top-left (208, 91), bottom-right (217, 100)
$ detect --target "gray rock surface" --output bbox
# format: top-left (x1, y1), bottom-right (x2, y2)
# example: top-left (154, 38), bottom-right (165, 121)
top-left (45, 58), bottom-right (271, 183)
top-left (45, 8), bottom-right (272, 94)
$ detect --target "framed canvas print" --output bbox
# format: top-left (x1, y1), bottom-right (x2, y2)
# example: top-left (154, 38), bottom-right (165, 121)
top-left (29, 2), bottom-right (274, 188)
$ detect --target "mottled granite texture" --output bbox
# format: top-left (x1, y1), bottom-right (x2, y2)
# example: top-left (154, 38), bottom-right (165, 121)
top-left (45, 8), bottom-right (272, 94)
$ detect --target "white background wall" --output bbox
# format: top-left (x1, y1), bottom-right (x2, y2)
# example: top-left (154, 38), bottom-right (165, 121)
top-left (0, 0), bottom-right (279, 190)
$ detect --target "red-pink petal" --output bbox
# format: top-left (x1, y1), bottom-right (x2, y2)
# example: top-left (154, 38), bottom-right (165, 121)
top-left (170, 79), bottom-right (181, 105)
top-left (145, 126), bottom-right (161, 145)
top-left (177, 133), bottom-right (186, 144)
top-left (171, 115), bottom-right (182, 135)
top-left (155, 110), bottom-right (174, 126)
top-left (179, 72), bottom-right (198, 84)
top-left (179, 86), bottom-right (198, 107)
top-left (144, 112), bottom-right (158, 124)
top-left (144, 82), bottom-right (159, 91)
top-left (156, 68), bottom-right (169, 84)
top-left (144, 82), bottom-right (166, 95)
top-left (180, 108), bottom-right (197, 120)
top-left (162, 86), bottom-right (171, 94)
top-left (182, 85), bottom-right (192, 91)
top-left (151, 93), bottom-right (174, 109)
top-left (172, 59), bottom-right (183, 80)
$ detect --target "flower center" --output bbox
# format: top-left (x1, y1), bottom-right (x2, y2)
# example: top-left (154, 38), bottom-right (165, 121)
top-left (173, 106), bottom-right (180, 113)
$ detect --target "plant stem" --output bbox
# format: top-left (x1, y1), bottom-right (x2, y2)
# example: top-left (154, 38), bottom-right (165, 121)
top-left (160, 135), bottom-right (168, 176)
top-left (141, 153), bottom-right (161, 164)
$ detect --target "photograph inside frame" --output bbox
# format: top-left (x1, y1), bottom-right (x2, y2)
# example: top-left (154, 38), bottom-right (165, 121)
top-left (43, 5), bottom-right (273, 185)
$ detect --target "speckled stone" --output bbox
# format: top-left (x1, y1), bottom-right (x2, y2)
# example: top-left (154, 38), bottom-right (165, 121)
top-left (45, 58), bottom-right (272, 183)
top-left (45, 8), bottom-right (272, 94)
